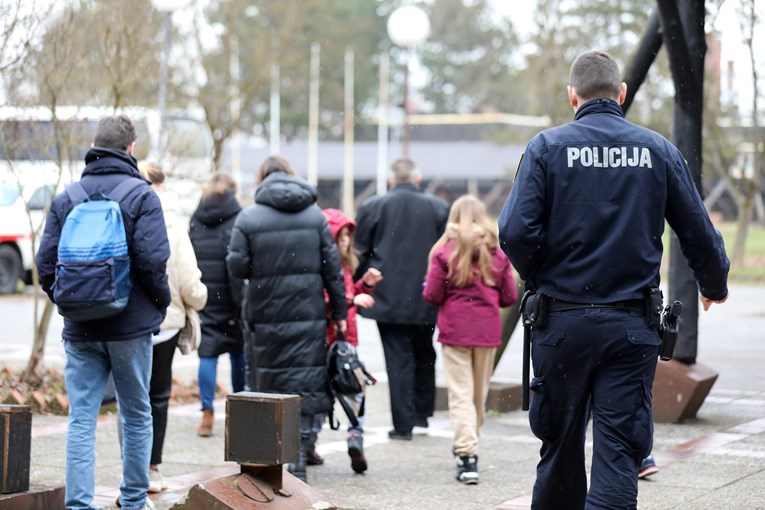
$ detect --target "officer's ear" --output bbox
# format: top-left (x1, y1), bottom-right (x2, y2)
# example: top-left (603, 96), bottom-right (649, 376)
top-left (567, 85), bottom-right (579, 111)
top-left (618, 82), bottom-right (627, 105)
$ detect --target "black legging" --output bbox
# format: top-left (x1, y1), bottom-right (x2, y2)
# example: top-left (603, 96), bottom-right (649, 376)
top-left (150, 334), bottom-right (178, 465)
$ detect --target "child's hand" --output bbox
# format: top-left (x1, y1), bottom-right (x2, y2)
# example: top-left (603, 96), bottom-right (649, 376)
top-left (363, 268), bottom-right (383, 287)
top-left (353, 294), bottom-right (375, 308)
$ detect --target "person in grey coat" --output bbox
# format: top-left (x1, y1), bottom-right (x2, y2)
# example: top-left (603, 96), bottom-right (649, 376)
top-left (227, 155), bottom-right (347, 483)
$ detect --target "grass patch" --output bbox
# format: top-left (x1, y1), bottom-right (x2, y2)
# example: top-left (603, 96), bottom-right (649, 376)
top-left (717, 222), bottom-right (765, 283)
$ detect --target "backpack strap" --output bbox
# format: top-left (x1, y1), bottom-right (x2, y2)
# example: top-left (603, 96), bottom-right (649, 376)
top-left (109, 178), bottom-right (146, 204)
top-left (64, 182), bottom-right (89, 207)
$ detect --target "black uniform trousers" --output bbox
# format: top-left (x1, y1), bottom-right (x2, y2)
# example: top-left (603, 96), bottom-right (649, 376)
top-left (529, 308), bottom-right (659, 510)
top-left (377, 323), bottom-right (437, 434)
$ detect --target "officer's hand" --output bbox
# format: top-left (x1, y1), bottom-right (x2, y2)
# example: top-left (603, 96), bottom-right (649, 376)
top-left (700, 292), bottom-right (728, 311)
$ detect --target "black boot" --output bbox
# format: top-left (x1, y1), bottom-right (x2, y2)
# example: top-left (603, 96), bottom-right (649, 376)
top-left (287, 434), bottom-right (309, 483)
top-left (306, 432), bottom-right (324, 465)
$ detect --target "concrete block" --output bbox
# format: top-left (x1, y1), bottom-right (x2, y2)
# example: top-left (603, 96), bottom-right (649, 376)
top-left (652, 360), bottom-right (718, 423)
top-left (171, 471), bottom-right (335, 510)
top-left (0, 484), bottom-right (65, 509)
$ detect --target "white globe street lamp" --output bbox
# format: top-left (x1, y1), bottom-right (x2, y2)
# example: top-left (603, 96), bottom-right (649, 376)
top-left (386, 6), bottom-right (430, 158)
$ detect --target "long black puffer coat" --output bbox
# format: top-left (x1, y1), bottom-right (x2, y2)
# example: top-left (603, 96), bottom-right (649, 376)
top-left (189, 190), bottom-right (244, 358)
top-left (226, 173), bottom-right (347, 415)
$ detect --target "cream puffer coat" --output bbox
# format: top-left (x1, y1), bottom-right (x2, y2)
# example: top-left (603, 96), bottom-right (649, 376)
top-left (158, 191), bottom-right (208, 329)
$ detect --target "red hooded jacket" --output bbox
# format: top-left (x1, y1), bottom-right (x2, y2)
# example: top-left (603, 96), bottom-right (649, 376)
top-left (322, 208), bottom-right (372, 346)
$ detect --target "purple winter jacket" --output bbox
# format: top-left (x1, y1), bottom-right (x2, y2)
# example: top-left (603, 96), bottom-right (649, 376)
top-left (422, 240), bottom-right (518, 348)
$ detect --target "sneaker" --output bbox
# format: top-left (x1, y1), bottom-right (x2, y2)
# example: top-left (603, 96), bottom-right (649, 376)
top-left (148, 468), bottom-right (168, 493)
top-left (639, 455), bottom-right (659, 479)
top-left (116, 496), bottom-right (156, 509)
top-left (455, 454), bottom-right (479, 485)
top-left (347, 435), bottom-right (368, 473)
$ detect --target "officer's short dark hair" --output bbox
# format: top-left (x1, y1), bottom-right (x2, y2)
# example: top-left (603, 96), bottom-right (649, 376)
top-left (569, 51), bottom-right (622, 102)
top-left (93, 115), bottom-right (136, 151)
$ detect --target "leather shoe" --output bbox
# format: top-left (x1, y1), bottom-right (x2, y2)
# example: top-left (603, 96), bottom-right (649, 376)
top-left (415, 418), bottom-right (429, 428)
top-left (388, 429), bottom-right (413, 441)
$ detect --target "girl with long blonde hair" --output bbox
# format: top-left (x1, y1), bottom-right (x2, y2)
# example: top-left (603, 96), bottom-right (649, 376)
top-left (423, 194), bottom-right (518, 485)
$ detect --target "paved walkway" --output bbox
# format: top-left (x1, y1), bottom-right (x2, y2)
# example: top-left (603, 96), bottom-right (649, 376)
top-left (14, 284), bottom-right (765, 509)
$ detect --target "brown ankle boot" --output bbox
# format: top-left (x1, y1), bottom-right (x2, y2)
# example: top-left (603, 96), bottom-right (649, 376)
top-left (197, 409), bottom-right (214, 437)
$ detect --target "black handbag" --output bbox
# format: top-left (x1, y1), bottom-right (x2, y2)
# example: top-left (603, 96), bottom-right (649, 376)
top-left (326, 330), bottom-right (376, 428)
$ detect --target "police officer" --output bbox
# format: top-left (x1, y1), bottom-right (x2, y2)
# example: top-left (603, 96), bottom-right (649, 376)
top-left (498, 51), bottom-right (729, 510)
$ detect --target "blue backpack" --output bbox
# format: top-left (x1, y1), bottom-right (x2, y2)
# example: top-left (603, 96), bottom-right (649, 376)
top-left (53, 178), bottom-right (145, 322)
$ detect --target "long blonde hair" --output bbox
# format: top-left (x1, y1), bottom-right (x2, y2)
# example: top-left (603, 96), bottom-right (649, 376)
top-left (428, 195), bottom-right (499, 288)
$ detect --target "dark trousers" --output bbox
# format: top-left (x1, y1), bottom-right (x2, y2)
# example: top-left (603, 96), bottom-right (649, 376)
top-left (377, 322), bottom-right (436, 434)
top-left (150, 334), bottom-right (178, 466)
top-left (529, 308), bottom-right (659, 510)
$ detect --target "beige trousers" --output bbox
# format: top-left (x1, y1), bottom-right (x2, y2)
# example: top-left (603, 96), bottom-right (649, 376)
top-left (442, 344), bottom-right (497, 457)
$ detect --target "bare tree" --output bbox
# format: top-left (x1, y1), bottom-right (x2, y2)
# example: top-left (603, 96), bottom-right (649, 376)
top-left (729, 0), bottom-right (764, 265)
top-left (0, 0), bottom-right (37, 76)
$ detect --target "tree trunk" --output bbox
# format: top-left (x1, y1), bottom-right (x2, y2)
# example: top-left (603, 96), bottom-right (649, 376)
top-left (21, 298), bottom-right (54, 384)
top-left (732, 190), bottom-right (755, 266)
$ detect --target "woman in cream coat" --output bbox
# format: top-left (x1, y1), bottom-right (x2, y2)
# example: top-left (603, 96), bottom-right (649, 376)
top-left (139, 162), bottom-right (208, 493)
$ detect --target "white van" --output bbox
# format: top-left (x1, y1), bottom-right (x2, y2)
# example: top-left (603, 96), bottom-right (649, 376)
top-left (0, 105), bottom-right (215, 293)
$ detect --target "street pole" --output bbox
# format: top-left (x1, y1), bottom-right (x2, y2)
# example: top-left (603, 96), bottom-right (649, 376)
top-left (307, 42), bottom-right (321, 186)
top-left (376, 50), bottom-right (390, 196)
top-left (342, 48), bottom-right (355, 216)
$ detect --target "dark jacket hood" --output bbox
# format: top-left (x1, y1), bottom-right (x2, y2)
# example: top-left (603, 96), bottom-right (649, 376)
top-left (82, 146), bottom-right (147, 181)
top-left (192, 190), bottom-right (242, 227)
top-left (255, 173), bottom-right (316, 212)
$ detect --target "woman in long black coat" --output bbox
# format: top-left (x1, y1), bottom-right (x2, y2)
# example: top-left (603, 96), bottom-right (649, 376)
top-left (189, 172), bottom-right (245, 438)
top-left (227, 156), bottom-right (347, 482)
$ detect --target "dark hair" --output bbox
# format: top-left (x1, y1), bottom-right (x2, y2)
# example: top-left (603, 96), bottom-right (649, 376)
top-left (93, 115), bottom-right (136, 151)
top-left (256, 155), bottom-right (295, 185)
top-left (202, 171), bottom-right (237, 201)
top-left (569, 51), bottom-right (622, 102)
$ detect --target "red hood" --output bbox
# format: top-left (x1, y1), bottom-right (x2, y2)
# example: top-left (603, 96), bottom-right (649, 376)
top-left (322, 208), bottom-right (355, 240)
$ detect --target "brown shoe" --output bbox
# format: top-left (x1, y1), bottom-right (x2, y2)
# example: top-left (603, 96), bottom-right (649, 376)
top-left (197, 409), bottom-right (214, 437)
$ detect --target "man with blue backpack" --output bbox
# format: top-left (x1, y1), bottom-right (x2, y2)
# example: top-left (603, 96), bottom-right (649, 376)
top-left (37, 115), bottom-right (171, 510)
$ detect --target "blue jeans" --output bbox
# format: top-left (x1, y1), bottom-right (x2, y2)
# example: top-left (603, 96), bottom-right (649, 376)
top-left (198, 347), bottom-right (245, 410)
top-left (64, 336), bottom-right (153, 510)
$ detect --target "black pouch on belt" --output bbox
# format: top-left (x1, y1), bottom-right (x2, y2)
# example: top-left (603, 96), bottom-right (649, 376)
top-left (521, 292), bottom-right (548, 329)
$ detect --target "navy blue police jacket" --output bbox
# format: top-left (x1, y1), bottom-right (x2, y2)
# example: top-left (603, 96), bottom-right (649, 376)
top-left (498, 99), bottom-right (729, 303)
top-left (36, 147), bottom-right (172, 341)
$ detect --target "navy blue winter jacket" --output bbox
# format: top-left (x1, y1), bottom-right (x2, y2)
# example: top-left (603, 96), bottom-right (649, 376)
top-left (36, 147), bottom-right (171, 341)
top-left (498, 99), bottom-right (729, 303)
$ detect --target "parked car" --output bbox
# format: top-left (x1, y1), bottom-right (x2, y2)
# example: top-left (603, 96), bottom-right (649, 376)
top-left (0, 181), bottom-right (55, 294)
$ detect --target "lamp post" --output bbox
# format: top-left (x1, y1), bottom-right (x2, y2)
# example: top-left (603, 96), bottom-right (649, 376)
top-left (150, 0), bottom-right (192, 160)
top-left (386, 5), bottom-right (430, 158)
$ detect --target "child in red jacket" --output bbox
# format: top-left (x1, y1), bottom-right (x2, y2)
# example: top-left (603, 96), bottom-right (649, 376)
top-left (316, 208), bottom-right (383, 474)
top-left (423, 195), bottom-right (518, 485)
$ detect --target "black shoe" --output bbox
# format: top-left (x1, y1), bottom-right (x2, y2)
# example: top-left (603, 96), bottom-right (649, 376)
top-left (347, 435), bottom-right (368, 473)
top-left (306, 449), bottom-right (324, 466)
top-left (415, 418), bottom-right (429, 428)
top-left (455, 454), bottom-right (478, 485)
top-left (388, 429), bottom-right (413, 441)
